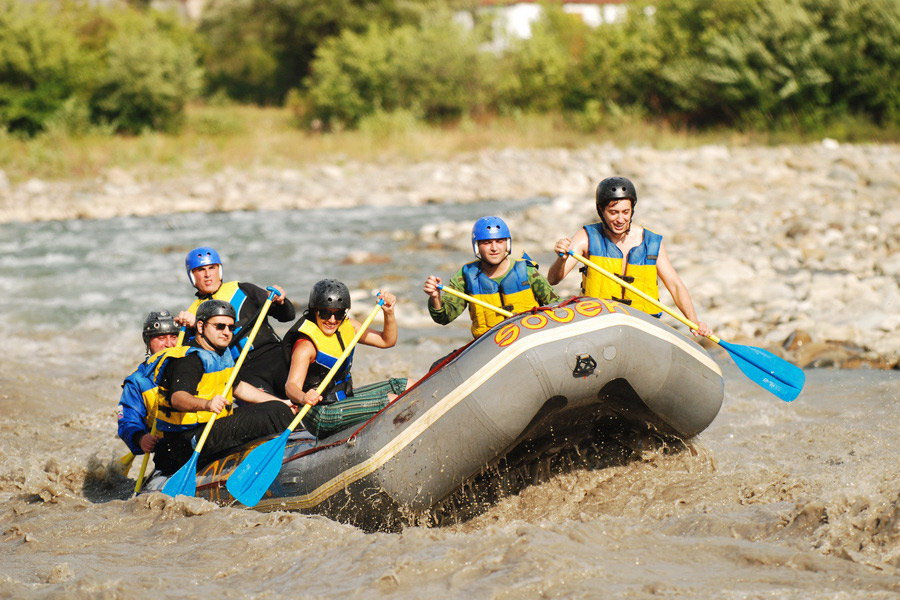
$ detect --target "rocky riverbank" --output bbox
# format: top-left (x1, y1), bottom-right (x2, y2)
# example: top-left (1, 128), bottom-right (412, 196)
top-left (2, 141), bottom-right (897, 369)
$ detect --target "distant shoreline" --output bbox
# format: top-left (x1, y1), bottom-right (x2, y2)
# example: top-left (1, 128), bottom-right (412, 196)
top-left (3, 142), bottom-right (897, 370)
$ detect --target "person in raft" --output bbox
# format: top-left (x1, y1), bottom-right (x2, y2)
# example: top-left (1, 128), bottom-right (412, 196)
top-left (176, 246), bottom-right (295, 397)
top-left (422, 216), bottom-right (560, 339)
top-left (116, 310), bottom-right (180, 457)
top-left (152, 300), bottom-right (296, 476)
top-left (282, 280), bottom-right (406, 439)
top-left (547, 176), bottom-right (711, 337)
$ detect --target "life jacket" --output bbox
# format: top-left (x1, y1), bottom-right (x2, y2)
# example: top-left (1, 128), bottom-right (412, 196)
top-left (153, 345), bottom-right (235, 433)
top-left (185, 281), bottom-right (250, 360)
top-left (582, 223), bottom-right (663, 316)
top-left (462, 256), bottom-right (540, 338)
top-left (282, 316), bottom-right (356, 404)
top-left (116, 350), bottom-right (167, 455)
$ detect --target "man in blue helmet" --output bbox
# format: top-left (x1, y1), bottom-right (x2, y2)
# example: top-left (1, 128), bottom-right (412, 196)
top-left (116, 310), bottom-right (180, 457)
top-left (423, 216), bottom-right (559, 339)
top-left (176, 246), bottom-right (296, 397)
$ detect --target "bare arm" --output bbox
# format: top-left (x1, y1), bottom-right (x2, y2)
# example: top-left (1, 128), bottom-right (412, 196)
top-left (358, 292), bottom-right (398, 348)
top-left (423, 276), bottom-right (443, 311)
top-left (171, 390), bottom-right (227, 414)
top-left (547, 229), bottom-right (589, 285)
top-left (233, 381), bottom-right (283, 404)
top-left (655, 244), bottom-right (711, 337)
top-left (285, 339), bottom-right (322, 406)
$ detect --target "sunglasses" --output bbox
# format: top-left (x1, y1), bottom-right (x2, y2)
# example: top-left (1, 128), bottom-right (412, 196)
top-left (209, 322), bottom-right (237, 332)
top-left (316, 308), bottom-right (347, 321)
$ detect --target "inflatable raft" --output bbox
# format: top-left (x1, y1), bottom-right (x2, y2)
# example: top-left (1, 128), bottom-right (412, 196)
top-left (145, 297), bottom-right (724, 530)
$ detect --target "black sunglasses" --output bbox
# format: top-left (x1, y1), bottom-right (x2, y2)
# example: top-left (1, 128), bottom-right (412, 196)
top-left (316, 308), bottom-right (347, 321)
top-left (209, 322), bottom-right (237, 332)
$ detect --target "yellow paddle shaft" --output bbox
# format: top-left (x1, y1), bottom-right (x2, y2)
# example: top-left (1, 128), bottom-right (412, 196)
top-left (438, 284), bottom-right (513, 318)
top-left (288, 301), bottom-right (385, 433)
top-left (568, 252), bottom-right (720, 343)
top-left (132, 421), bottom-right (159, 494)
top-left (192, 295), bottom-right (275, 454)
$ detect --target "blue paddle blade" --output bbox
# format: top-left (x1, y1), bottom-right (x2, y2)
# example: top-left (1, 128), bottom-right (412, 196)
top-left (225, 429), bottom-right (291, 508)
top-left (718, 340), bottom-right (805, 402)
top-left (162, 451), bottom-right (199, 498)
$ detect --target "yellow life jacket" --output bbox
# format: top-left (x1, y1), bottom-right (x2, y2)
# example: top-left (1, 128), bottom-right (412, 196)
top-left (153, 345), bottom-right (235, 433)
top-left (185, 281), bottom-right (249, 359)
top-left (582, 223), bottom-right (663, 316)
top-left (462, 257), bottom-right (539, 338)
top-left (282, 316), bottom-right (356, 403)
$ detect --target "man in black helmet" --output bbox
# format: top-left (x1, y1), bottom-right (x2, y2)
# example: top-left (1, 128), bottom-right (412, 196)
top-left (176, 246), bottom-right (296, 398)
top-left (548, 176), bottom-right (711, 336)
top-left (152, 300), bottom-right (296, 475)
top-left (116, 311), bottom-right (180, 457)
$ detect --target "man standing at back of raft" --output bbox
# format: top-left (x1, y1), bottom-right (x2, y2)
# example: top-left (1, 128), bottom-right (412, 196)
top-left (153, 300), bottom-right (296, 475)
top-left (116, 310), bottom-right (180, 457)
top-left (423, 216), bottom-right (560, 339)
top-left (547, 176), bottom-right (711, 336)
top-left (177, 246), bottom-right (295, 397)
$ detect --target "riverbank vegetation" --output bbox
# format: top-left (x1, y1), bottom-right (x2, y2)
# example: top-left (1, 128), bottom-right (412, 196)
top-left (0, 0), bottom-right (897, 181)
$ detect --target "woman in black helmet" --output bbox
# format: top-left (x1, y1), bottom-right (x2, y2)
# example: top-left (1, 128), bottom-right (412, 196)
top-left (282, 280), bottom-right (406, 438)
top-left (548, 176), bottom-right (711, 337)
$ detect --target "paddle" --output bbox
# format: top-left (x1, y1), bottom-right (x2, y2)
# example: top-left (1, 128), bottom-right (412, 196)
top-left (226, 296), bottom-right (386, 507)
top-left (119, 452), bottom-right (135, 476)
top-left (566, 251), bottom-right (805, 401)
top-left (132, 422), bottom-right (158, 495)
top-left (436, 283), bottom-right (514, 318)
top-left (161, 287), bottom-right (282, 498)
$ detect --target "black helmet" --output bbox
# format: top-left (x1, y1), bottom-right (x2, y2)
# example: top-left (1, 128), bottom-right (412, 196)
top-left (308, 279), bottom-right (350, 311)
top-left (195, 299), bottom-right (236, 323)
top-left (595, 176), bottom-right (637, 215)
top-left (142, 310), bottom-right (179, 345)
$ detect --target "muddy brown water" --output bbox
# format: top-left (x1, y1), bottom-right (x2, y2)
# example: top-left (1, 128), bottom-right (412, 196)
top-left (0, 205), bottom-right (897, 598)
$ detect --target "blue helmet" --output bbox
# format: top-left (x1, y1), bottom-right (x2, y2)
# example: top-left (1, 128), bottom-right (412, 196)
top-left (471, 216), bottom-right (511, 259)
top-left (185, 246), bottom-right (223, 285)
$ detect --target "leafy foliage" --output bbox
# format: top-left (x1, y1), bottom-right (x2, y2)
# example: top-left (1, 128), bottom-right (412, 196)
top-left (305, 15), bottom-right (484, 128)
top-left (0, 1), bottom-right (97, 135)
top-left (0, 1), bottom-right (200, 136)
top-left (198, 0), bottom-right (430, 105)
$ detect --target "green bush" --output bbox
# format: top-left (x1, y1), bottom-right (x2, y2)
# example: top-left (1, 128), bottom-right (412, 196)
top-left (665, 0), bottom-right (831, 127)
top-left (0, 1), bottom-right (201, 136)
top-left (0, 1), bottom-right (97, 135)
top-left (305, 16), bottom-right (484, 128)
top-left (91, 21), bottom-right (202, 133)
top-left (642, 0), bottom-right (899, 127)
top-left (198, 0), bottom-right (430, 105)
top-left (493, 6), bottom-right (585, 113)
top-left (813, 0), bottom-right (900, 125)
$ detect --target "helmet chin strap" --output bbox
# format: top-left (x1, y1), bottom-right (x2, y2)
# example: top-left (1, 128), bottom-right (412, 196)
top-left (197, 322), bottom-right (219, 351)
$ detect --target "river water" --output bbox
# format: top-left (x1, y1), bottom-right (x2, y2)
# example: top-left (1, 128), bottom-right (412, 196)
top-left (0, 202), bottom-right (897, 598)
